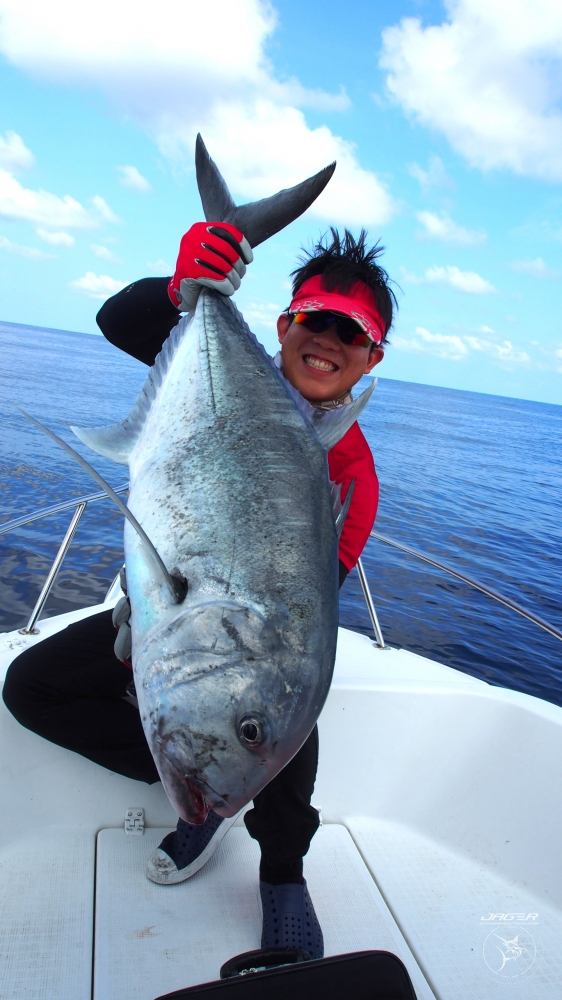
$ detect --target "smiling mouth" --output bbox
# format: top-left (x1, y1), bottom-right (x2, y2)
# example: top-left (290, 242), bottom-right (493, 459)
top-left (303, 354), bottom-right (338, 373)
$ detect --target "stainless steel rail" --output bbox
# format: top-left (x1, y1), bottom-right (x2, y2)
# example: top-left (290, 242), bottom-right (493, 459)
top-left (1, 488), bottom-right (560, 646)
top-left (23, 503), bottom-right (87, 634)
top-left (0, 485), bottom-right (128, 535)
top-left (356, 557), bottom-right (385, 648)
top-left (370, 529), bottom-right (562, 644)
top-left (0, 486), bottom-right (128, 635)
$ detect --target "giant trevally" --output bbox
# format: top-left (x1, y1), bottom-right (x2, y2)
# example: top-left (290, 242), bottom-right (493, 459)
top-left (39, 137), bottom-right (375, 824)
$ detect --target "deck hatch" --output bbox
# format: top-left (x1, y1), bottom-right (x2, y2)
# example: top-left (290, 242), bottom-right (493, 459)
top-left (93, 824), bottom-right (434, 1000)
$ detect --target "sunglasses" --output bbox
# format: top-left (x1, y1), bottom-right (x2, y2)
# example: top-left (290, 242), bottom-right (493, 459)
top-left (290, 310), bottom-right (375, 349)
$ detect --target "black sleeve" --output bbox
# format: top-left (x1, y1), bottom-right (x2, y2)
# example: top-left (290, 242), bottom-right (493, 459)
top-left (96, 277), bottom-right (181, 366)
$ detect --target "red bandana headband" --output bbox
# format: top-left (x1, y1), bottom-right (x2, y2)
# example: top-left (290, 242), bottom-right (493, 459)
top-left (289, 274), bottom-right (385, 346)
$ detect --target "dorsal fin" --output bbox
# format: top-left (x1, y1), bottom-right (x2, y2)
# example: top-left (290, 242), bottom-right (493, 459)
top-left (70, 313), bottom-right (192, 464)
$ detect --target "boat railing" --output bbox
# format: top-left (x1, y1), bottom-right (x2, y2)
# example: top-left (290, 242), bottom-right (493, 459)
top-left (0, 485), bottom-right (128, 636)
top-left (368, 530), bottom-right (562, 646)
top-left (1, 488), bottom-right (561, 647)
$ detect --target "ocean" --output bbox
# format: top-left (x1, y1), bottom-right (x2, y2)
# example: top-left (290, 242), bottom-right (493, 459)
top-left (1, 319), bottom-right (561, 706)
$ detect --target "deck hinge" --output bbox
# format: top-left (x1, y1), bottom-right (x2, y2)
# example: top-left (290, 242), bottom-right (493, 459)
top-left (124, 807), bottom-right (145, 835)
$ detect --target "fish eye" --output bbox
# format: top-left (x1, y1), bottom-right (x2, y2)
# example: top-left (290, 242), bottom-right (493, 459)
top-left (238, 715), bottom-right (265, 748)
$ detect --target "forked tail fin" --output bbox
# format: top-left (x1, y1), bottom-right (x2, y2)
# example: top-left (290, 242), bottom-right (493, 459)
top-left (195, 134), bottom-right (336, 248)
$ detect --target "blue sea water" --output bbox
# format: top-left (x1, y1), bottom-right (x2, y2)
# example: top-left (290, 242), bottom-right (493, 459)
top-left (1, 319), bottom-right (561, 706)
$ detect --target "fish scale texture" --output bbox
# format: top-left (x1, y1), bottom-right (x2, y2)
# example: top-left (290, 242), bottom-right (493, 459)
top-left (260, 879), bottom-right (324, 959)
top-left (122, 286), bottom-right (339, 824)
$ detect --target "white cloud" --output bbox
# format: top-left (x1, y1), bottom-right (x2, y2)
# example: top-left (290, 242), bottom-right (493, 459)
top-left (37, 228), bottom-right (75, 246)
top-left (399, 267), bottom-right (422, 285)
top-left (159, 100), bottom-right (395, 226)
top-left (395, 326), bottom-right (468, 360)
top-left (426, 265), bottom-right (494, 293)
top-left (0, 233), bottom-right (52, 258)
top-left (511, 256), bottom-right (559, 278)
top-left (409, 155), bottom-right (452, 191)
top-left (395, 324), bottom-right (531, 366)
top-left (0, 1), bottom-right (394, 227)
top-left (91, 195), bottom-right (120, 224)
top-left (0, 130), bottom-right (34, 171)
top-left (118, 164), bottom-right (151, 192)
top-left (0, 0), bottom-right (276, 88)
top-left (242, 300), bottom-right (283, 332)
top-left (70, 272), bottom-right (125, 299)
top-left (380, 0), bottom-right (562, 181)
top-left (0, 168), bottom-right (95, 228)
top-left (403, 264), bottom-right (495, 293)
top-left (464, 335), bottom-right (531, 365)
top-left (146, 257), bottom-right (173, 274)
top-left (91, 243), bottom-right (117, 261)
top-left (266, 79), bottom-right (350, 113)
top-left (416, 210), bottom-right (486, 245)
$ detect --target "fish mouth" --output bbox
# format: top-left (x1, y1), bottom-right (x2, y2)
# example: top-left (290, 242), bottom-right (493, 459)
top-left (159, 757), bottom-right (215, 825)
top-left (178, 776), bottom-right (210, 825)
top-left (151, 728), bottom-right (217, 824)
top-left (156, 744), bottom-right (250, 823)
top-left (153, 726), bottom-right (242, 824)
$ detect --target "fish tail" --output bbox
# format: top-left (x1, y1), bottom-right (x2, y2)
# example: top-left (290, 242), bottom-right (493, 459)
top-left (195, 134), bottom-right (336, 249)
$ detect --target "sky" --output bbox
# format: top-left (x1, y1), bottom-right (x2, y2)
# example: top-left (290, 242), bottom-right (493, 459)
top-left (0, 0), bottom-right (561, 405)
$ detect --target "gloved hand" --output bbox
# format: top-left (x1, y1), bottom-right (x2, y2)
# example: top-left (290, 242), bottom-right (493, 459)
top-left (112, 565), bottom-right (132, 666)
top-left (168, 221), bottom-right (253, 312)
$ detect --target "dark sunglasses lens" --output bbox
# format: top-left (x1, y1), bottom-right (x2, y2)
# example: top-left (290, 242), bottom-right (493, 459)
top-left (293, 312), bottom-right (332, 332)
top-left (292, 311), bottom-right (371, 347)
top-left (335, 321), bottom-right (360, 344)
top-left (336, 319), bottom-right (372, 347)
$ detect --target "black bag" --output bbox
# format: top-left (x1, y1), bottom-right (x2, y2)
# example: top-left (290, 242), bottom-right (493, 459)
top-left (153, 949), bottom-right (418, 999)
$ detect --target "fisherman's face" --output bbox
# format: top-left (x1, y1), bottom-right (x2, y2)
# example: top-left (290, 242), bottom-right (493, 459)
top-left (277, 312), bottom-right (383, 403)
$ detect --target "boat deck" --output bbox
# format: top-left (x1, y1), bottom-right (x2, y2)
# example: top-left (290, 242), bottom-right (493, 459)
top-left (2, 610), bottom-right (562, 999)
top-left (96, 823), bottom-right (435, 999)
top-left (3, 815), bottom-right (560, 1000)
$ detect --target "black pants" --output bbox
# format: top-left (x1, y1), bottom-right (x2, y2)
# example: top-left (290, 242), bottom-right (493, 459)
top-left (3, 609), bottom-right (321, 876)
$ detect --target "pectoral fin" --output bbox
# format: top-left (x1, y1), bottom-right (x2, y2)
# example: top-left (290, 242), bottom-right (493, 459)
top-left (311, 380), bottom-right (377, 450)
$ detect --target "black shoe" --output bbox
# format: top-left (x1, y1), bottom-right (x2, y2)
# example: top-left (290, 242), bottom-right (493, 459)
top-left (260, 879), bottom-right (324, 959)
top-left (146, 811), bottom-right (239, 884)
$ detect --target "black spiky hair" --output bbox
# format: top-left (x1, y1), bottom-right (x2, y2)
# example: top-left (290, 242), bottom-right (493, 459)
top-left (291, 228), bottom-right (397, 344)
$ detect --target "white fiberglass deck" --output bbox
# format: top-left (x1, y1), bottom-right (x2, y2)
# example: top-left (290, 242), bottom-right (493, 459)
top-left (2, 606), bottom-right (562, 998)
top-left (94, 823), bottom-right (434, 999)
top-left (2, 817), bottom-right (559, 1000)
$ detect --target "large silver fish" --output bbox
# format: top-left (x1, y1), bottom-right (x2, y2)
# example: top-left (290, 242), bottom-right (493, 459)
top-left (63, 138), bottom-right (374, 823)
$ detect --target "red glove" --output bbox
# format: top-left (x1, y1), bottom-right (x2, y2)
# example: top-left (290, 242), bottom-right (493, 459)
top-left (168, 221), bottom-right (253, 312)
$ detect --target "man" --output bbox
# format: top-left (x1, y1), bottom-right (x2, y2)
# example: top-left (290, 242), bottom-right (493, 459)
top-left (3, 222), bottom-right (395, 960)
